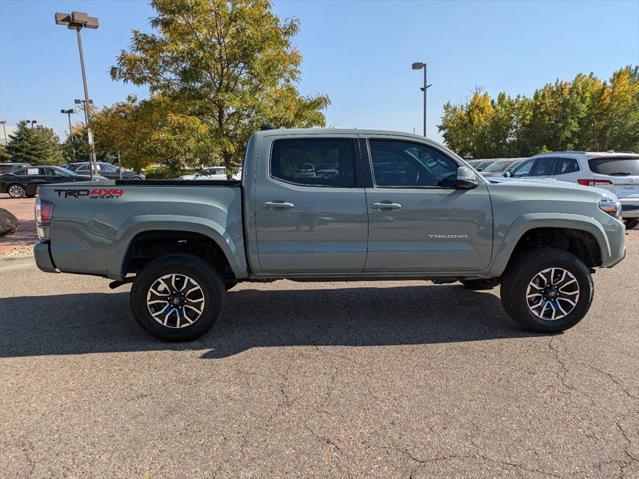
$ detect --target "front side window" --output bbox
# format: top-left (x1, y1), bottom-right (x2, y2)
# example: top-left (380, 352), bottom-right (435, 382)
top-left (369, 140), bottom-right (458, 188)
top-left (271, 138), bottom-right (355, 187)
top-left (532, 157), bottom-right (556, 176)
top-left (511, 159), bottom-right (534, 177)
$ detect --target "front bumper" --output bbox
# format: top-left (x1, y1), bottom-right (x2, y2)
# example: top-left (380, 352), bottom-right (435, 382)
top-left (34, 241), bottom-right (58, 273)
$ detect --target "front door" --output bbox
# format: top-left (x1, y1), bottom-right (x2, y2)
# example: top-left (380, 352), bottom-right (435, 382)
top-left (363, 138), bottom-right (493, 273)
top-left (254, 136), bottom-right (368, 274)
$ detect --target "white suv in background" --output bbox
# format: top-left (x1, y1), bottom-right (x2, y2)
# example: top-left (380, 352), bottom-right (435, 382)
top-left (506, 151), bottom-right (639, 229)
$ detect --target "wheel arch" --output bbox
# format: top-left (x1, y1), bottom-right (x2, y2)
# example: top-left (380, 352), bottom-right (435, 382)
top-left (491, 214), bottom-right (611, 276)
top-left (107, 216), bottom-right (248, 280)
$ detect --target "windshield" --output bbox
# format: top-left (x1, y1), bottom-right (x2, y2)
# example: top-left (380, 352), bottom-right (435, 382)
top-left (589, 156), bottom-right (639, 176)
top-left (483, 159), bottom-right (516, 172)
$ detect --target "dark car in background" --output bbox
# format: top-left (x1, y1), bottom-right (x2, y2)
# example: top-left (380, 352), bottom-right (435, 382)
top-left (0, 165), bottom-right (91, 198)
top-left (66, 161), bottom-right (145, 180)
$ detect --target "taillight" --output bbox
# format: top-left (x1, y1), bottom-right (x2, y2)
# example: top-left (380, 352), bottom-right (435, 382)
top-left (577, 179), bottom-right (613, 187)
top-left (35, 198), bottom-right (54, 240)
top-left (35, 198), bottom-right (54, 225)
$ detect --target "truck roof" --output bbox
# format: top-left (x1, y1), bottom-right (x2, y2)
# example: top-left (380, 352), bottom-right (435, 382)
top-left (251, 127), bottom-right (439, 142)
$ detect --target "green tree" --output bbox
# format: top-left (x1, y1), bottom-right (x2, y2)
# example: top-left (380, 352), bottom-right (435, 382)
top-left (439, 67), bottom-right (639, 158)
top-left (111, 0), bottom-right (329, 176)
top-left (0, 143), bottom-right (10, 162)
top-left (5, 121), bottom-right (64, 165)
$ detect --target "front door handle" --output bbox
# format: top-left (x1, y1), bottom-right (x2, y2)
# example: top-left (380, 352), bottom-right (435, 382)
top-left (264, 201), bottom-right (295, 209)
top-left (371, 202), bottom-right (402, 210)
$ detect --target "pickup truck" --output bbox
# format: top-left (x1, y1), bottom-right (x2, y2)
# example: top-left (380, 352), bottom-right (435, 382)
top-left (34, 129), bottom-right (626, 341)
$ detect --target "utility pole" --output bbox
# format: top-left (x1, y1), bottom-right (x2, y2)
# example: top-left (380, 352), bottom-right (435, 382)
top-left (55, 11), bottom-right (99, 179)
top-left (411, 62), bottom-right (431, 137)
top-left (0, 121), bottom-right (7, 144)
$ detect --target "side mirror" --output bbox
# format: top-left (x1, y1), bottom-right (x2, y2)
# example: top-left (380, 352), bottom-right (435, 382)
top-left (503, 170), bottom-right (512, 178)
top-left (456, 166), bottom-right (479, 189)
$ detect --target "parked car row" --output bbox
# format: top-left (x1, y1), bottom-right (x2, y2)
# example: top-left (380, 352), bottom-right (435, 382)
top-left (0, 161), bottom-right (145, 198)
top-left (0, 165), bottom-right (93, 198)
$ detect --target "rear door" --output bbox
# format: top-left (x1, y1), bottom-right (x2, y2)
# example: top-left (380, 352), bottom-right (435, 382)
top-left (253, 135), bottom-right (368, 274)
top-left (363, 137), bottom-right (493, 272)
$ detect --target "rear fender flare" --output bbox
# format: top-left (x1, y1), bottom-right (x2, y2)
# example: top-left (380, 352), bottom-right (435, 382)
top-left (107, 215), bottom-right (248, 280)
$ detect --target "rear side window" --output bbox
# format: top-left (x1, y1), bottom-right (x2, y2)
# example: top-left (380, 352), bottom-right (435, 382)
top-left (532, 157), bottom-right (556, 176)
top-left (555, 158), bottom-right (579, 175)
top-left (589, 157), bottom-right (639, 176)
top-left (271, 138), bottom-right (355, 187)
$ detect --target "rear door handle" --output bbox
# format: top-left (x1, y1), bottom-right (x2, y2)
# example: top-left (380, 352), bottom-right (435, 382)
top-left (371, 202), bottom-right (402, 210)
top-left (263, 201), bottom-right (295, 209)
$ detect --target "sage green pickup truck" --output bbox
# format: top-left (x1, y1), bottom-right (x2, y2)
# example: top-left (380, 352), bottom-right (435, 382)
top-left (34, 129), bottom-right (626, 341)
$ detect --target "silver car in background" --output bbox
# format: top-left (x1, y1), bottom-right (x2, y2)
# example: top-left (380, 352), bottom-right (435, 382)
top-left (506, 152), bottom-right (639, 229)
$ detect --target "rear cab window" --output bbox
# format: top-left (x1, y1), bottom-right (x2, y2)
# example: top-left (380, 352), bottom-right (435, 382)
top-left (589, 156), bottom-right (639, 176)
top-left (270, 138), bottom-right (356, 187)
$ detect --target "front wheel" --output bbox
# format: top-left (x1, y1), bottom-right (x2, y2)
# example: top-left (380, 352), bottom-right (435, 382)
top-left (500, 248), bottom-right (593, 333)
top-left (130, 254), bottom-right (226, 341)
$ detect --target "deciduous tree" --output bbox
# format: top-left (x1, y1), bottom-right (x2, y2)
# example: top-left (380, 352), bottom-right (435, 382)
top-left (111, 0), bottom-right (330, 176)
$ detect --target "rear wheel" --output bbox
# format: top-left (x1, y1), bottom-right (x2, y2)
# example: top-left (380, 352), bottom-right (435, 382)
top-left (500, 248), bottom-right (593, 333)
top-left (8, 184), bottom-right (26, 198)
top-left (624, 218), bottom-right (639, 230)
top-left (130, 254), bottom-right (225, 341)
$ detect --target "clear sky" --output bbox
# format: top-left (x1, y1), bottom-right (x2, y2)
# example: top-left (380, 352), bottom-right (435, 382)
top-left (1, 0), bottom-right (638, 144)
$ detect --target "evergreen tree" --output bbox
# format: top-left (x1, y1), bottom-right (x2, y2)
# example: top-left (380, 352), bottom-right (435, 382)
top-left (5, 121), bottom-right (64, 165)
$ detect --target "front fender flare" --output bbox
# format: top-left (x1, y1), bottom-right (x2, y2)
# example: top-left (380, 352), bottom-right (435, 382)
top-left (106, 215), bottom-right (248, 280)
top-left (490, 213), bottom-right (611, 276)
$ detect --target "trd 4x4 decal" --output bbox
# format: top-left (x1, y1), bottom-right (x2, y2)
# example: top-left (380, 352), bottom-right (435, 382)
top-left (53, 188), bottom-right (124, 199)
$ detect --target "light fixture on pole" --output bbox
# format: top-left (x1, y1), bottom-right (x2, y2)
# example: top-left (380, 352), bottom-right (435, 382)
top-left (61, 108), bottom-right (77, 161)
top-left (55, 11), bottom-right (99, 179)
top-left (411, 62), bottom-right (431, 137)
top-left (26, 120), bottom-right (37, 129)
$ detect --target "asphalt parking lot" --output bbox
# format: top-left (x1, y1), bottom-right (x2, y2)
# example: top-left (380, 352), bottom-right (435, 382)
top-left (1, 232), bottom-right (638, 478)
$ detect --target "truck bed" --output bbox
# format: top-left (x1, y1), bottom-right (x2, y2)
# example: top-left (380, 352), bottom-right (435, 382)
top-left (37, 179), bottom-right (246, 279)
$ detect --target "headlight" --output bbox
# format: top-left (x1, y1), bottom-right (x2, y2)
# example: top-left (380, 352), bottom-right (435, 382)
top-left (598, 198), bottom-right (621, 219)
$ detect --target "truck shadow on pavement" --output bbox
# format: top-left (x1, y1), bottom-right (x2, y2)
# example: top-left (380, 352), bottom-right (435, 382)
top-left (0, 284), bottom-right (541, 358)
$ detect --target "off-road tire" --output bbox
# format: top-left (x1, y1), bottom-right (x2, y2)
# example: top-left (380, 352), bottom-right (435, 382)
top-left (130, 253), bottom-right (225, 341)
top-left (500, 248), bottom-right (593, 333)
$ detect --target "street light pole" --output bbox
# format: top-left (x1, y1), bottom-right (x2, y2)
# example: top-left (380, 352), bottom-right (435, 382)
top-left (61, 109), bottom-right (76, 161)
top-left (55, 11), bottom-right (99, 179)
top-left (411, 62), bottom-right (431, 137)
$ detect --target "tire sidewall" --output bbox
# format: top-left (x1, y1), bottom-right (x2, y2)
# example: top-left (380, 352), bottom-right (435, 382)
top-left (131, 255), bottom-right (225, 341)
top-left (503, 251), bottom-right (593, 333)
